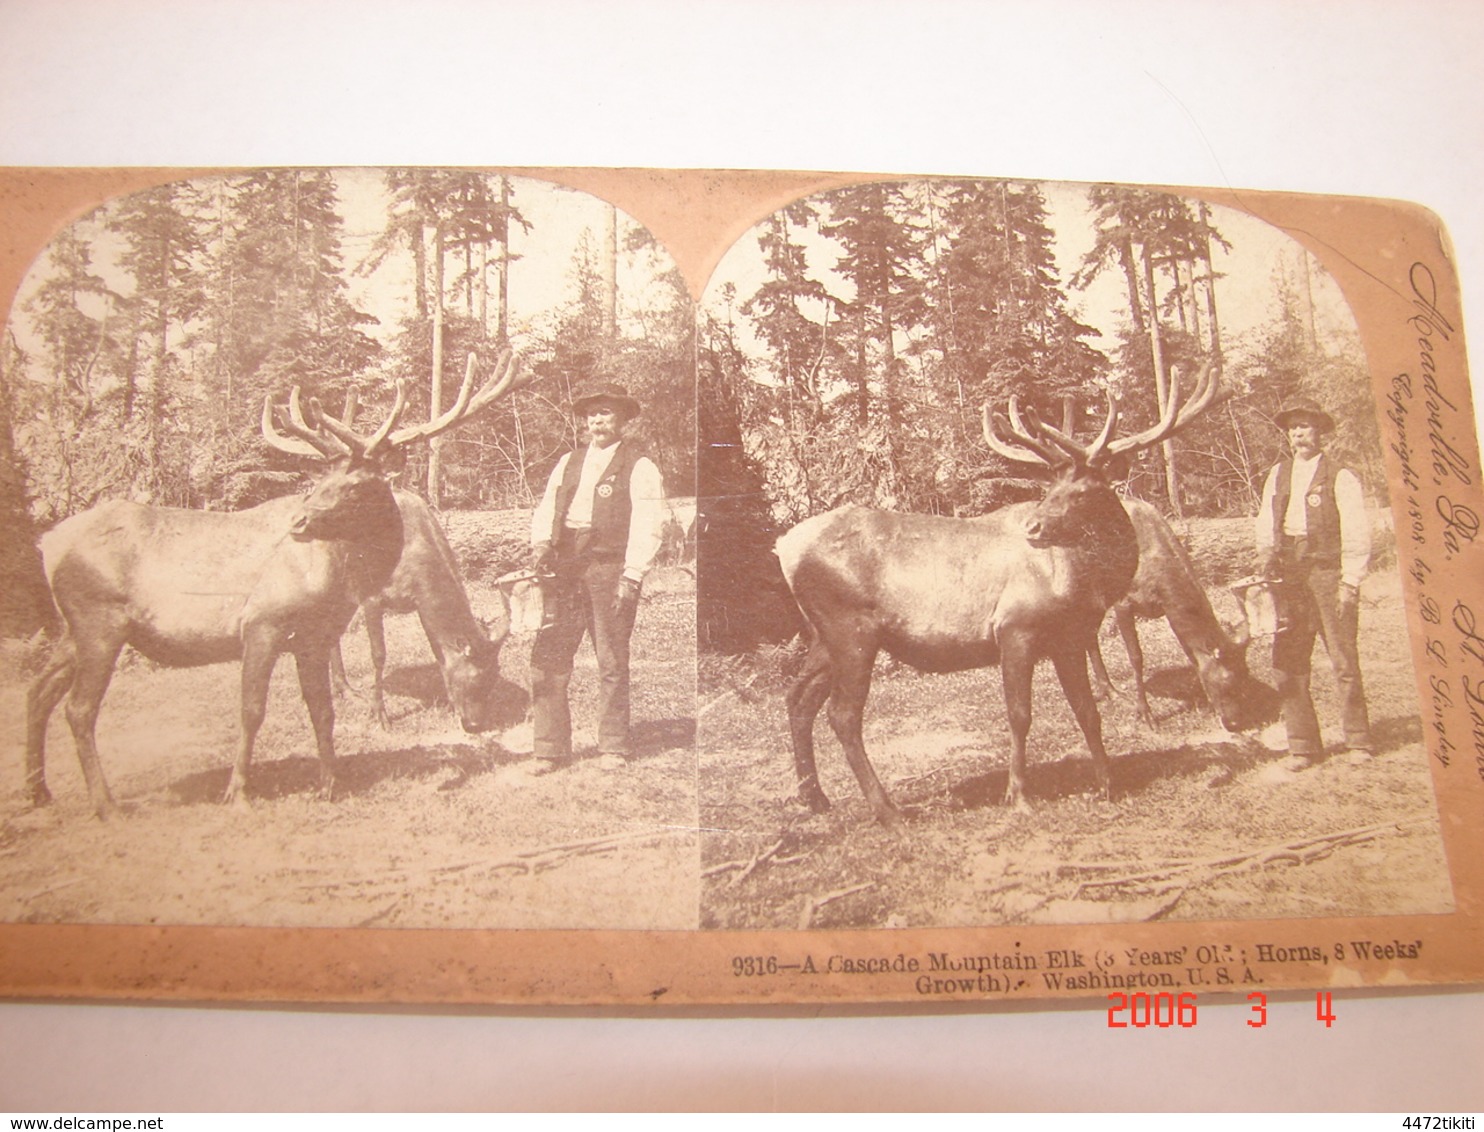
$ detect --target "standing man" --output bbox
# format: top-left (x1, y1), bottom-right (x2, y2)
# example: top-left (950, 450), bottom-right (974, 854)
top-left (529, 382), bottom-right (666, 769)
top-left (1254, 396), bottom-right (1375, 764)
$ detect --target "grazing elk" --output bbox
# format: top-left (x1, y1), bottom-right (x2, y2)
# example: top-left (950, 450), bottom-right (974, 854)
top-left (1087, 498), bottom-right (1278, 731)
top-left (25, 352), bottom-right (525, 818)
top-left (330, 489), bottom-right (525, 732)
top-left (776, 361), bottom-right (1220, 825)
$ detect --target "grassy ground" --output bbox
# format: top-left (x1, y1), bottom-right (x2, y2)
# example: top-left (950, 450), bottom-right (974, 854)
top-left (0, 511), bottom-right (1450, 936)
top-left (697, 560), bottom-right (1452, 931)
top-left (0, 568), bottom-right (698, 930)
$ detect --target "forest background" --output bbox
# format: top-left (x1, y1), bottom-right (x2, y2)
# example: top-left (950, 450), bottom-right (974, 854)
top-left (696, 177), bottom-right (1385, 651)
top-left (0, 168), bottom-right (695, 637)
top-left (0, 171), bottom-right (1386, 653)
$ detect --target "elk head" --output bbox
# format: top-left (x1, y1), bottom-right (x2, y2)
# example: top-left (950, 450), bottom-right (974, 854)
top-left (983, 359), bottom-right (1222, 548)
top-left (262, 351), bottom-right (526, 594)
top-left (1204, 610), bottom-right (1281, 733)
top-left (263, 352), bottom-right (525, 528)
top-left (262, 377), bottom-right (407, 543)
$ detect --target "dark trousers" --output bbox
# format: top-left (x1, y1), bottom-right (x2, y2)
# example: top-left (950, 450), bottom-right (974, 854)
top-left (1271, 548), bottom-right (1373, 755)
top-left (530, 535), bottom-right (637, 759)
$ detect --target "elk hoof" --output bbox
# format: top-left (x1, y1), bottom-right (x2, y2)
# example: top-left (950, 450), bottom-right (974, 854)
top-left (222, 779), bottom-right (250, 808)
top-left (874, 805), bottom-right (907, 830)
top-left (29, 784), bottom-right (53, 809)
top-left (796, 786), bottom-right (831, 814)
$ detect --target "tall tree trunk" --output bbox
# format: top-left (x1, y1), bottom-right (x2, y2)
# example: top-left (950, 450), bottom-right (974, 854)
top-left (602, 204), bottom-right (618, 342)
top-left (1118, 237), bottom-right (1146, 334)
top-left (412, 223), bottom-right (429, 320)
top-left (1199, 203), bottom-right (1223, 356)
top-left (148, 240), bottom-right (171, 496)
top-left (1186, 254), bottom-right (1203, 344)
top-left (478, 238), bottom-right (489, 332)
top-left (428, 223), bottom-right (445, 508)
top-left (881, 303), bottom-right (902, 501)
top-left (1140, 242), bottom-right (1181, 517)
top-left (495, 177), bottom-right (511, 346)
top-left (461, 242), bottom-right (471, 316)
top-left (1168, 256), bottom-right (1190, 333)
top-left (1300, 249), bottom-right (1317, 351)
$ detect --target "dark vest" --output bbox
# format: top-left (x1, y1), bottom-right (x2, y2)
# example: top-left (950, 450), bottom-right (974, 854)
top-left (551, 441), bottom-right (644, 560)
top-left (1271, 454), bottom-right (1342, 566)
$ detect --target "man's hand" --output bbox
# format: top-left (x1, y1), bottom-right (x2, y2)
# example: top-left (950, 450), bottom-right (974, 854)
top-left (533, 541), bottom-right (555, 576)
top-left (1338, 582), bottom-right (1359, 618)
top-left (616, 575), bottom-right (641, 617)
top-left (1260, 551), bottom-right (1283, 580)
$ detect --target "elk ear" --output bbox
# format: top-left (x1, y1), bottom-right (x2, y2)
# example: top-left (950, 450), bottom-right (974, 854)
top-left (1101, 450), bottom-right (1133, 480)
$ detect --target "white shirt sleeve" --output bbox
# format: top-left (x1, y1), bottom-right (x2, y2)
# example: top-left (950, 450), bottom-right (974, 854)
top-left (1255, 466), bottom-right (1279, 561)
top-left (530, 454), bottom-right (569, 547)
top-left (1335, 468), bottom-right (1371, 588)
top-left (623, 457), bottom-right (667, 581)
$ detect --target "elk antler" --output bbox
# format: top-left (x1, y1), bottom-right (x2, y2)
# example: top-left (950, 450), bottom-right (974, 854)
top-left (308, 379), bottom-right (409, 460)
top-left (983, 397), bottom-right (1063, 467)
top-left (1105, 357), bottom-right (1220, 458)
top-left (1033, 392), bottom-right (1121, 467)
top-left (262, 387), bottom-right (351, 459)
top-left (265, 350), bottom-right (528, 463)
top-left (386, 349), bottom-right (528, 449)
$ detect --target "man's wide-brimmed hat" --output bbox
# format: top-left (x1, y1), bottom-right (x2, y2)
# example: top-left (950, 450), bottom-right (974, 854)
top-left (1274, 396), bottom-right (1335, 433)
top-left (572, 381), bottom-right (641, 420)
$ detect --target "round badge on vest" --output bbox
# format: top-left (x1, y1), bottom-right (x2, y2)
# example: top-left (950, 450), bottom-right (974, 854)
top-left (1307, 493), bottom-right (1322, 508)
top-left (598, 484), bottom-right (614, 498)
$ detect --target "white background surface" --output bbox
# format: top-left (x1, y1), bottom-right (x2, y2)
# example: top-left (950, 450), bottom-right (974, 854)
top-left (1, 0), bottom-right (1482, 1113)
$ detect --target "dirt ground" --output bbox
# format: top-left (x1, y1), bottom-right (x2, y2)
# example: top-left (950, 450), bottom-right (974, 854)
top-left (0, 568), bottom-right (699, 930)
top-left (697, 542), bottom-right (1454, 931)
top-left (0, 512), bottom-right (1454, 937)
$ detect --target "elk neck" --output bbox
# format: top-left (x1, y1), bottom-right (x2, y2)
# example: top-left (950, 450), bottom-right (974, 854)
top-left (342, 488), bottom-right (405, 603)
top-left (1071, 489), bottom-right (1140, 614)
top-left (1030, 473), bottom-right (1140, 615)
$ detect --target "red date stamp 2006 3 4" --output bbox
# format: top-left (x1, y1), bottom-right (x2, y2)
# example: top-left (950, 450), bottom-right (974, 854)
top-left (1106, 991), bottom-right (1339, 1028)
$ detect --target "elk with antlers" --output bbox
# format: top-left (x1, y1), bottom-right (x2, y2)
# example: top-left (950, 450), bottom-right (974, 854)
top-left (775, 361), bottom-right (1220, 825)
top-left (24, 352), bottom-right (526, 818)
top-left (329, 488), bottom-right (523, 733)
top-left (1087, 497), bottom-right (1279, 732)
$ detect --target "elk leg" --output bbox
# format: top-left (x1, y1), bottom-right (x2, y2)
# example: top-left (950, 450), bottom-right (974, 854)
top-left (823, 642), bottom-right (898, 825)
top-left (1051, 647), bottom-right (1113, 802)
top-left (295, 648), bottom-right (338, 800)
top-left (1088, 636), bottom-right (1114, 701)
top-left (1000, 638), bottom-right (1036, 812)
top-left (329, 640), bottom-right (351, 697)
top-left (226, 631), bottom-right (280, 806)
top-left (25, 637), bottom-right (77, 808)
top-left (63, 635), bottom-right (126, 820)
top-left (785, 635), bottom-right (833, 812)
top-left (365, 606), bottom-right (390, 729)
top-left (1114, 607), bottom-right (1153, 727)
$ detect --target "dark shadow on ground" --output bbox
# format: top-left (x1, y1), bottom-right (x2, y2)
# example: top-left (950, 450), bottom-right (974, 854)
top-left (166, 741), bottom-right (497, 805)
top-left (378, 662), bottom-right (448, 705)
top-left (938, 710), bottom-right (1422, 814)
top-left (631, 716), bottom-right (695, 757)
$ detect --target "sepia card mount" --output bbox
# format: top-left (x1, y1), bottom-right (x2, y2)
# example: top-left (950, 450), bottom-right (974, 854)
top-left (0, 165), bottom-right (1479, 1008)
